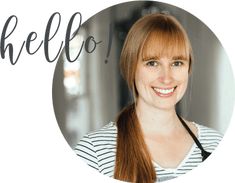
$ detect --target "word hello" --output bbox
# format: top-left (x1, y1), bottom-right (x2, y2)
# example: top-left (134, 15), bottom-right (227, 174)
top-left (0, 12), bottom-right (102, 65)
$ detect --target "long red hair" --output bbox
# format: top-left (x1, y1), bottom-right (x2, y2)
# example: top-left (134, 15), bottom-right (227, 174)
top-left (114, 13), bottom-right (193, 183)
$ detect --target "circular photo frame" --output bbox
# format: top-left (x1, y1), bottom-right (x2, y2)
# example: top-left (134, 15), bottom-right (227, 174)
top-left (52, 1), bottom-right (234, 182)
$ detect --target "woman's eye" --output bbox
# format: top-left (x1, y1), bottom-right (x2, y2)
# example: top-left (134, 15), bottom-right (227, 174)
top-left (146, 60), bottom-right (158, 67)
top-left (172, 61), bottom-right (183, 67)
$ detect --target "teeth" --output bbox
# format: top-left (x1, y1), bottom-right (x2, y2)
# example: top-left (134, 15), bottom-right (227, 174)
top-left (154, 87), bottom-right (175, 94)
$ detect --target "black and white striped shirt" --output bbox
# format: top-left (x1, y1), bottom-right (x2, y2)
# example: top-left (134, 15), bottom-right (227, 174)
top-left (74, 122), bottom-right (223, 182)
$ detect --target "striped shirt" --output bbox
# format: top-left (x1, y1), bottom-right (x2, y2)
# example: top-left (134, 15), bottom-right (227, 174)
top-left (74, 121), bottom-right (223, 182)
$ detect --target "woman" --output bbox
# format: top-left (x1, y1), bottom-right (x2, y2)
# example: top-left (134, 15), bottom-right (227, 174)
top-left (75, 13), bottom-right (223, 183)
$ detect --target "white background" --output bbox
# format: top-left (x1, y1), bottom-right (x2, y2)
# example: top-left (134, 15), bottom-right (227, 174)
top-left (0, 0), bottom-right (234, 182)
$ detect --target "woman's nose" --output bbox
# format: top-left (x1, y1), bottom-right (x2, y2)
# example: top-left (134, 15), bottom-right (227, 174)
top-left (158, 67), bottom-right (173, 84)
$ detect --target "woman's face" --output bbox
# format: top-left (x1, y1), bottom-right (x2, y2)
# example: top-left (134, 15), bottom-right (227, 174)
top-left (135, 55), bottom-right (189, 110)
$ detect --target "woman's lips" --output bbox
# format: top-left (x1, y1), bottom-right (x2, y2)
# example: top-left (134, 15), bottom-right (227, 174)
top-left (152, 86), bottom-right (177, 97)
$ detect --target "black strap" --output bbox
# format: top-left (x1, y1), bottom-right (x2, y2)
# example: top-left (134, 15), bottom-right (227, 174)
top-left (177, 114), bottom-right (211, 161)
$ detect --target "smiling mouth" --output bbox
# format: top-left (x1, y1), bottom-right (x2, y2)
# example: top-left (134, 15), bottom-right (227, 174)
top-left (152, 86), bottom-right (177, 96)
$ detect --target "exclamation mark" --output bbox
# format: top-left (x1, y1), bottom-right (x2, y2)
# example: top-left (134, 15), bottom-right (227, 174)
top-left (105, 23), bottom-right (114, 64)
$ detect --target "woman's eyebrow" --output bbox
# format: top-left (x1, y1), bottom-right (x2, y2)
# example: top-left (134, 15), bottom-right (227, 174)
top-left (172, 56), bottom-right (187, 60)
top-left (142, 56), bottom-right (159, 61)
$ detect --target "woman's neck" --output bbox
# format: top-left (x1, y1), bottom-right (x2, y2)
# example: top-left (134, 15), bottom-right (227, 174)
top-left (135, 100), bottom-right (181, 136)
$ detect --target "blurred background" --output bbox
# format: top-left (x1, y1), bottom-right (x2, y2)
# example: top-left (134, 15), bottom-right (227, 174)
top-left (52, 1), bottom-right (235, 148)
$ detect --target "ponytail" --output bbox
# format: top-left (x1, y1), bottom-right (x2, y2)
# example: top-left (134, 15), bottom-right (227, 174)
top-left (114, 103), bottom-right (156, 183)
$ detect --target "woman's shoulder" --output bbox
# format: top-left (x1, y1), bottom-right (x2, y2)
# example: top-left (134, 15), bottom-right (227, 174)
top-left (194, 122), bottom-right (223, 150)
top-left (74, 122), bottom-right (117, 172)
